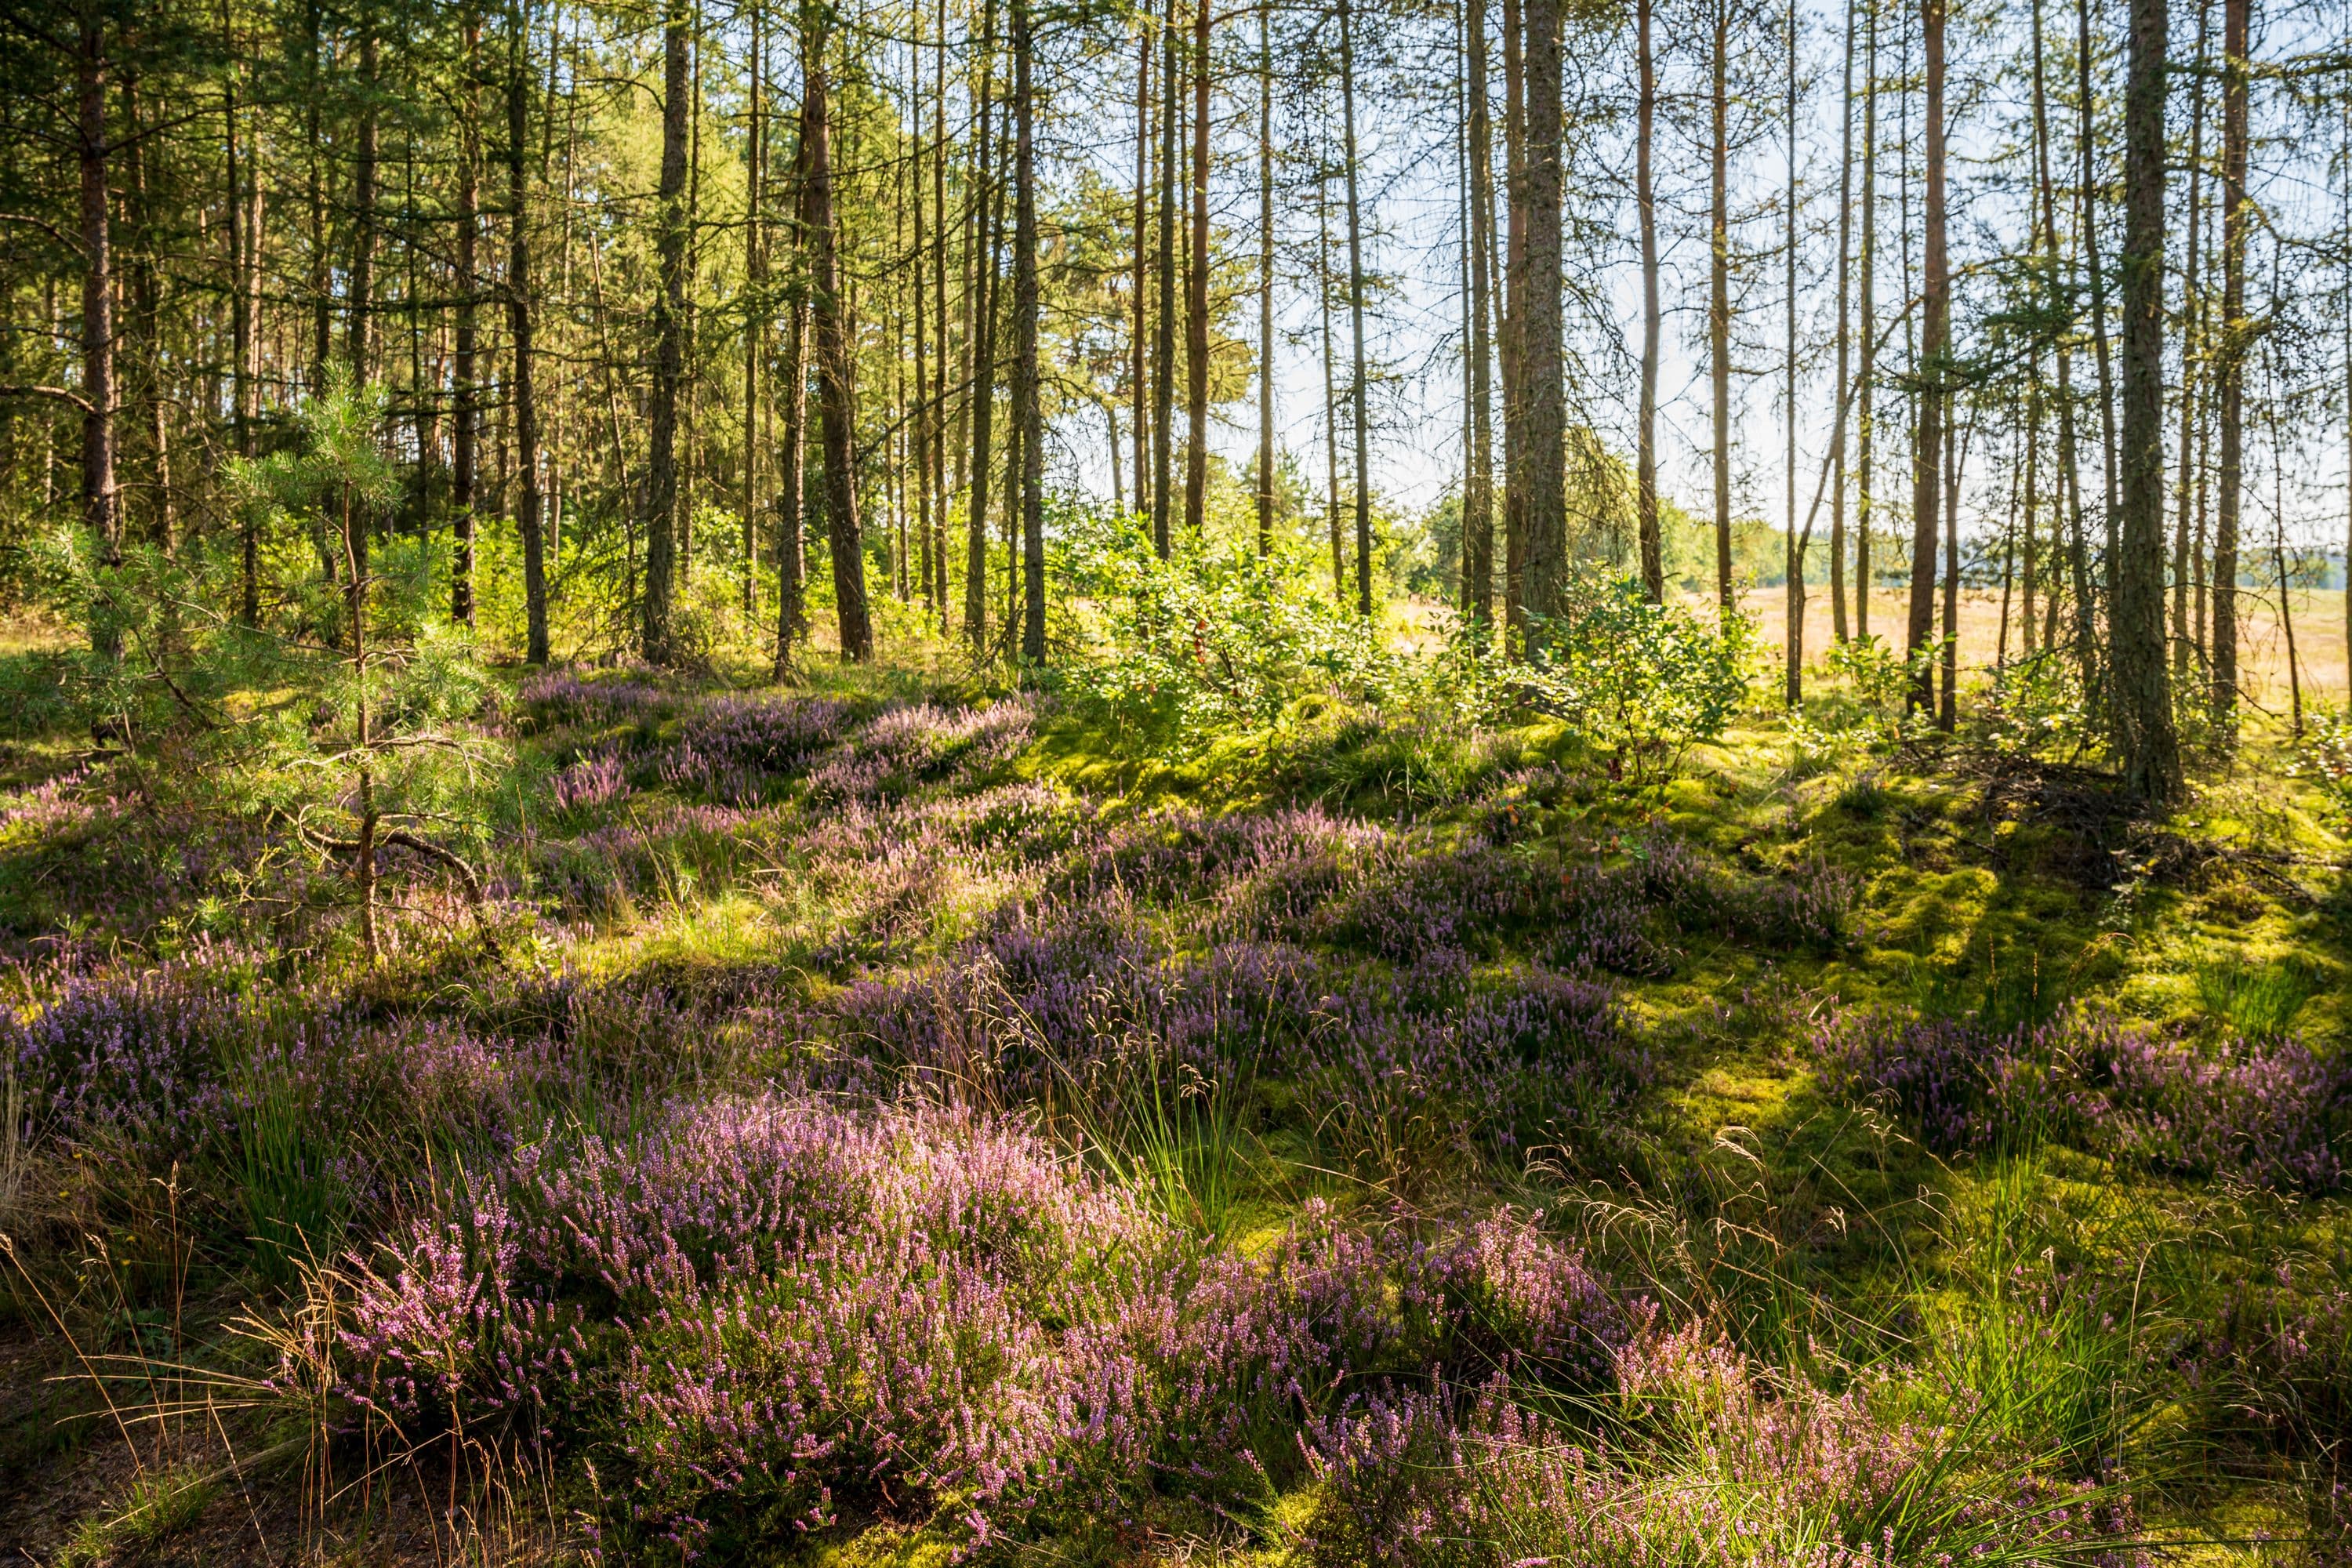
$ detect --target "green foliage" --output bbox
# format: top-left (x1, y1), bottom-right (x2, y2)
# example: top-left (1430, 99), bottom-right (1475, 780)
top-left (1057, 512), bottom-right (1403, 750)
top-left (1504, 569), bottom-right (1753, 782)
top-left (2194, 953), bottom-right (2317, 1041)
top-left (1975, 652), bottom-right (2094, 760)
top-left (2286, 709), bottom-right (2352, 821)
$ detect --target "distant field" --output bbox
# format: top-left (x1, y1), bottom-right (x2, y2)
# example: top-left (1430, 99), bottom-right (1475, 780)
top-left (1744, 583), bottom-right (2352, 708)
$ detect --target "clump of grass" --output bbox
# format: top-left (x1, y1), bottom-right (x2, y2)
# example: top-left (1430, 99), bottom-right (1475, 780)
top-left (56, 1464), bottom-right (219, 1566)
top-left (2194, 953), bottom-right (2318, 1041)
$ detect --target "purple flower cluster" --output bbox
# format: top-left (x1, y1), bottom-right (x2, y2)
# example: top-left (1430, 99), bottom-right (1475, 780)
top-left (833, 905), bottom-right (1648, 1161)
top-left (1814, 1006), bottom-right (2349, 1190)
top-left (0, 763), bottom-right (107, 834)
top-left (339, 1098), bottom-right (1655, 1553)
top-left (1304, 1327), bottom-right (2145, 1567)
top-left (656, 694), bottom-right (856, 804)
top-left (551, 752), bottom-right (629, 813)
top-left (516, 670), bottom-right (671, 731)
top-left (806, 699), bottom-right (1035, 804)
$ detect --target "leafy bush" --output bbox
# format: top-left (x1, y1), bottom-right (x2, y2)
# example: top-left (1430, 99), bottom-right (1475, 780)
top-left (1058, 514), bottom-right (1403, 748)
top-left (1508, 569), bottom-right (1753, 782)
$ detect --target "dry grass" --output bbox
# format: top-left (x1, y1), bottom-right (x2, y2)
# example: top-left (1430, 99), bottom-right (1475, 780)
top-left (1748, 583), bottom-right (2352, 707)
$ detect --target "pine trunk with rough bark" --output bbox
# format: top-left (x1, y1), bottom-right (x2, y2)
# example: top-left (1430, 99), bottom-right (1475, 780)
top-left (642, 0), bottom-right (691, 661)
top-left (2114, 0), bottom-right (2183, 798)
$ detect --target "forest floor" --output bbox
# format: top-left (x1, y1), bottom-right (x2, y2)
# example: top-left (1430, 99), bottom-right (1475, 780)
top-left (0, 622), bottom-right (2348, 1566)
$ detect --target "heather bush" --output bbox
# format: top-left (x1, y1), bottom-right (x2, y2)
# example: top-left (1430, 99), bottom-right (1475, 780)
top-left (1305, 1339), bottom-right (2146, 1568)
top-left (516, 670), bottom-right (673, 731)
top-left (657, 693), bottom-right (856, 804)
top-left (1814, 1005), bottom-right (2350, 1191)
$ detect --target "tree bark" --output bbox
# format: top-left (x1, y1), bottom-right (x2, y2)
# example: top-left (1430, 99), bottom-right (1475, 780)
top-left (1134, 16), bottom-right (1152, 523)
top-left (1319, 179), bottom-right (1343, 599)
top-left (1185, 0), bottom-right (1212, 540)
top-left (1784, 0), bottom-right (1802, 705)
top-left (743, 0), bottom-right (766, 622)
top-left (1258, 5), bottom-right (1276, 561)
top-left (509, 0), bottom-right (548, 665)
top-left (965, 0), bottom-right (998, 648)
top-left (2210, 0), bottom-right (2248, 736)
top-left (1500, 0), bottom-right (1524, 636)
top-left (2080, 0), bottom-right (2121, 557)
top-left (453, 2), bottom-right (481, 629)
top-left (1829, 0), bottom-right (1856, 637)
top-left (76, 9), bottom-right (120, 660)
top-left (1461, 0), bottom-right (1497, 624)
top-left (1014, 0), bottom-right (1044, 664)
top-left (2172, 0), bottom-right (2210, 682)
top-left (1856, 0), bottom-right (1875, 640)
top-left (1153, 12), bottom-right (1178, 557)
top-left (803, 20), bottom-right (872, 662)
top-left (642, 0), bottom-right (691, 661)
top-left (1904, 0), bottom-right (1947, 713)
top-left (1512, 0), bottom-right (1563, 633)
top-left (1635, 0), bottom-right (1663, 604)
top-left (2115, 0), bottom-right (2183, 799)
top-left (1340, 0), bottom-right (1377, 619)
top-left (1709, 0), bottom-right (1733, 615)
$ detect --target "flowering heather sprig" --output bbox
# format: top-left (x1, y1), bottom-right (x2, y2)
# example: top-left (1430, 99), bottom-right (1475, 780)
top-left (1816, 1004), bottom-right (2348, 1189)
top-left (8, 965), bottom-right (254, 1158)
top-left (656, 694), bottom-right (856, 804)
top-left (1425, 1209), bottom-right (1642, 1387)
top-left (340, 1181), bottom-right (586, 1437)
top-left (0, 764), bottom-right (107, 835)
top-left (807, 699), bottom-right (1035, 804)
top-left (552, 752), bottom-right (629, 813)
top-left (517, 670), bottom-right (670, 731)
top-left (1306, 1348), bottom-right (2145, 1568)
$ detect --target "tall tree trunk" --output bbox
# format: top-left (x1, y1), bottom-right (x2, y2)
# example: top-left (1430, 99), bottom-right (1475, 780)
top-left (348, 19), bottom-right (378, 386)
top-left (1185, 0), bottom-right (1211, 539)
top-left (2079, 0), bottom-right (2121, 554)
top-left (1319, 178), bottom-right (1343, 599)
top-left (1941, 404), bottom-right (1965, 728)
top-left (2172, 0), bottom-right (2209, 681)
top-left (1134, 16), bottom-right (1152, 522)
top-left (1709, 0), bottom-right (1733, 614)
top-left (122, 74), bottom-right (171, 551)
top-left (965, 0), bottom-right (998, 648)
top-left (453, 2), bottom-right (481, 629)
top-left (2114, 0), bottom-right (2182, 798)
top-left (804, 20), bottom-right (873, 661)
top-left (1904, 0), bottom-right (1946, 712)
top-left (1466, 0), bottom-right (1497, 621)
top-left (1014, 0), bottom-right (1044, 663)
top-left (1829, 0), bottom-right (1856, 638)
top-left (77, 9), bottom-right (119, 660)
top-left (2024, 355), bottom-right (2041, 653)
top-left (1856, 0), bottom-right (1876, 640)
top-left (911, 12), bottom-right (932, 618)
top-left (2210, 0), bottom-right (2248, 737)
top-left (510, 0), bottom-right (548, 664)
top-left (1153, 13), bottom-right (1178, 556)
top-left (1500, 0), bottom-right (1525, 636)
top-left (932, 0), bottom-right (951, 626)
top-left (1258, 5), bottom-right (1276, 561)
top-left (306, 0), bottom-right (331, 395)
top-left (226, 34), bottom-right (261, 625)
top-left (775, 143), bottom-right (811, 674)
top-left (642, 0), bottom-right (691, 661)
top-left (1340, 0), bottom-right (1377, 619)
top-left (1635, 0), bottom-right (1663, 604)
top-left (1783, 0), bottom-right (1802, 705)
top-left (743, 0), bottom-right (766, 621)
top-left (1512, 0), bottom-right (1563, 632)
